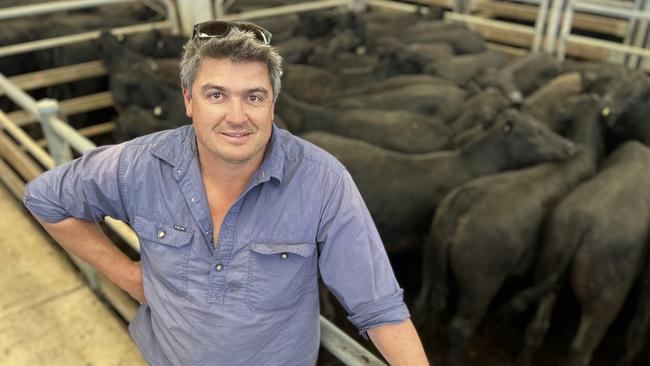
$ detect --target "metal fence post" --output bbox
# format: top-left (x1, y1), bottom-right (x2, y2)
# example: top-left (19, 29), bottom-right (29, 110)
top-left (348, 0), bottom-right (367, 12)
top-left (37, 99), bottom-right (72, 165)
top-left (36, 98), bottom-right (100, 291)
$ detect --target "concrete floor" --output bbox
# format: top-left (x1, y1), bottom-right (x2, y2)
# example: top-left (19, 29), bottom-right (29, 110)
top-left (0, 183), bottom-right (146, 366)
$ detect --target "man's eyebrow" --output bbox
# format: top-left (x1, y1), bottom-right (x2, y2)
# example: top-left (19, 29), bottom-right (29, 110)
top-left (199, 84), bottom-right (269, 96)
top-left (245, 87), bottom-right (269, 96)
top-left (200, 84), bottom-right (226, 94)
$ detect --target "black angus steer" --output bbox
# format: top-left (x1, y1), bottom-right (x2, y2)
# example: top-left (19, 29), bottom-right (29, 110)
top-left (505, 141), bottom-right (650, 366)
top-left (301, 109), bottom-right (575, 254)
top-left (415, 95), bottom-right (604, 366)
top-left (602, 70), bottom-right (650, 145)
top-left (325, 82), bottom-right (467, 122)
top-left (277, 94), bottom-right (453, 153)
top-left (94, 31), bottom-right (188, 124)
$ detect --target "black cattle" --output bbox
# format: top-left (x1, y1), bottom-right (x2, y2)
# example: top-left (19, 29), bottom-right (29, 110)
top-left (339, 74), bottom-right (453, 98)
top-left (325, 83), bottom-right (467, 122)
top-left (561, 60), bottom-right (631, 95)
top-left (449, 88), bottom-right (511, 135)
top-left (277, 93), bottom-right (452, 153)
top-left (121, 29), bottom-right (186, 58)
top-left (602, 71), bottom-right (650, 145)
top-left (94, 31), bottom-right (188, 124)
top-left (398, 22), bottom-right (486, 54)
top-left (620, 255), bottom-right (650, 365)
top-left (275, 36), bottom-right (316, 64)
top-left (522, 72), bottom-right (583, 131)
top-left (302, 109), bottom-right (575, 253)
top-left (281, 64), bottom-right (341, 103)
top-left (114, 105), bottom-right (180, 143)
top-left (415, 95), bottom-right (603, 366)
top-left (478, 52), bottom-right (560, 103)
top-left (425, 50), bottom-right (508, 86)
top-left (503, 141), bottom-right (650, 366)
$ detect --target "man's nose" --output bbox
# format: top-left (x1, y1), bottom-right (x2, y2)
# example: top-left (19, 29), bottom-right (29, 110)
top-left (226, 99), bottom-right (247, 123)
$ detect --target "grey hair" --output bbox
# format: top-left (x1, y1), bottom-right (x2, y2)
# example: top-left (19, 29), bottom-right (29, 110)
top-left (180, 28), bottom-right (283, 101)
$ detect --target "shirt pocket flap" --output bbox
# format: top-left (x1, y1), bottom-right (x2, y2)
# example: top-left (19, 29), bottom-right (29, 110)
top-left (133, 215), bottom-right (193, 247)
top-left (249, 242), bottom-right (315, 257)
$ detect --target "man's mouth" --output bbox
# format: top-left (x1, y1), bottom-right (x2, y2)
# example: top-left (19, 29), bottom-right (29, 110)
top-left (222, 132), bottom-right (251, 137)
top-left (220, 131), bottom-right (253, 144)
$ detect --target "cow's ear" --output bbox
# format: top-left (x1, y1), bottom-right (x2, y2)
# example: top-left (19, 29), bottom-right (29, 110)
top-left (503, 121), bottom-right (513, 134)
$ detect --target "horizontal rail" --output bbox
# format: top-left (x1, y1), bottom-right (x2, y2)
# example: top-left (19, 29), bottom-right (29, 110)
top-left (7, 92), bottom-right (114, 126)
top-left (320, 316), bottom-right (386, 366)
top-left (1, 61), bottom-right (107, 97)
top-left (567, 33), bottom-right (650, 57)
top-left (0, 157), bottom-right (25, 199)
top-left (445, 11), bottom-right (536, 35)
top-left (0, 110), bottom-right (54, 169)
top-left (0, 20), bottom-right (174, 58)
top-left (35, 122), bottom-right (116, 148)
top-left (0, 73), bottom-right (40, 118)
top-left (218, 0), bottom-right (349, 21)
top-left (573, 0), bottom-right (650, 20)
top-left (0, 0), bottom-right (135, 20)
top-left (479, 1), bottom-right (627, 37)
top-left (366, 0), bottom-right (423, 12)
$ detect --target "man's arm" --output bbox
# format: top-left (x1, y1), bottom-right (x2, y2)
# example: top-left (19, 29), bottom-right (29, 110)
top-left (35, 216), bottom-right (145, 304)
top-left (367, 319), bottom-right (429, 366)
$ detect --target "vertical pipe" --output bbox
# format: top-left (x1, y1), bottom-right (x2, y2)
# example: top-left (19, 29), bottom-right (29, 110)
top-left (557, 0), bottom-right (575, 61)
top-left (624, 0), bottom-right (645, 66)
top-left (534, 0), bottom-right (551, 52)
top-left (36, 99), bottom-right (99, 291)
top-left (215, 0), bottom-right (225, 20)
top-left (545, 0), bottom-right (565, 53)
top-left (633, 0), bottom-right (650, 68)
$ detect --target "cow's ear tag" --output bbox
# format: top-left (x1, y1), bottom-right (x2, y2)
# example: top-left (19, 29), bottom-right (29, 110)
top-left (503, 121), bottom-right (512, 134)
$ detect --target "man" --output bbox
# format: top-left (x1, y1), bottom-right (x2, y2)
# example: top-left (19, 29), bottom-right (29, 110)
top-left (23, 21), bottom-right (428, 365)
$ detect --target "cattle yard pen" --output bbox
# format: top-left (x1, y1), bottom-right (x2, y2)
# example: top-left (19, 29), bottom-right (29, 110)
top-left (408, 0), bottom-right (650, 66)
top-left (0, 0), bottom-right (415, 365)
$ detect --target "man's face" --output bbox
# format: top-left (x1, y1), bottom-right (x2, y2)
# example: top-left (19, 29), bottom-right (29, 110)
top-left (184, 57), bottom-right (274, 166)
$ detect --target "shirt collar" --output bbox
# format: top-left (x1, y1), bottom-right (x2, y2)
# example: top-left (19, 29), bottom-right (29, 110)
top-left (258, 123), bottom-right (285, 184)
top-left (150, 124), bottom-right (284, 184)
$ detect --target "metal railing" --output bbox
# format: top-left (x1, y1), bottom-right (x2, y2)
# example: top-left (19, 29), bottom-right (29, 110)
top-left (445, 0), bottom-right (650, 67)
top-left (556, 0), bottom-right (650, 65)
top-left (0, 0), bottom-right (179, 58)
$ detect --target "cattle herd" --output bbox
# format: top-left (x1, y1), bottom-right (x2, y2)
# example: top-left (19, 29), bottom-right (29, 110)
top-left (3, 1), bottom-right (650, 365)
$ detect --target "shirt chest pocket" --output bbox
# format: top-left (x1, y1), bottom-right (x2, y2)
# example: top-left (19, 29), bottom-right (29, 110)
top-left (133, 215), bottom-right (194, 298)
top-left (246, 242), bottom-right (317, 312)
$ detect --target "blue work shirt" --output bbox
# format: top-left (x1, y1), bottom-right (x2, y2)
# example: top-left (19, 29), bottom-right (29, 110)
top-left (23, 124), bottom-right (409, 366)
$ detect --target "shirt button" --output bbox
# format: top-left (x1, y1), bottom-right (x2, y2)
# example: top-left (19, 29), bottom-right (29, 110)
top-left (280, 252), bottom-right (288, 260)
top-left (215, 263), bottom-right (223, 272)
top-left (157, 230), bottom-right (166, 239)
top-left (191, 197), bottom-right (197, 203)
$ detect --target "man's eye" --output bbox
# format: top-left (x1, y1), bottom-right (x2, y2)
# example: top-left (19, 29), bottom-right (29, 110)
top-left (248, 95), bottom-right (262, 102)
top-left (208, 92), bottom-right (223, 99)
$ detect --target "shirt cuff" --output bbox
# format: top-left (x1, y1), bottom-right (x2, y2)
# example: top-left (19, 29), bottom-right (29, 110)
top-left (347, 291), bottom-right (411, 340)
top-left (23, 183), bottom-right (70, 223)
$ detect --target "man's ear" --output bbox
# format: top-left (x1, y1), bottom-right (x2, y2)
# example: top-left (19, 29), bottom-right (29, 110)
top-left (183, 88), bottom-right (192, 118)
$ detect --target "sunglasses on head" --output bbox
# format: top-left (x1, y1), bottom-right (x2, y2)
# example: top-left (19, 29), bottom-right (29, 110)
top-left (192, 20), bottom-right (272, 44)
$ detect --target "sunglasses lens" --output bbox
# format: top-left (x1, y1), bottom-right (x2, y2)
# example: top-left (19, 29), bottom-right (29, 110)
top-left (195, 21), bottom-right (230, 37)
top-left (192, 21), bottom-right (271, 44)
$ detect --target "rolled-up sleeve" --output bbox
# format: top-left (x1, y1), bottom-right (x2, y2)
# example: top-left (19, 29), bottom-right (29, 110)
top-left (23, 144), bottom-right (127, 223)
top-left (317, 170), bottom-right (410, 338)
